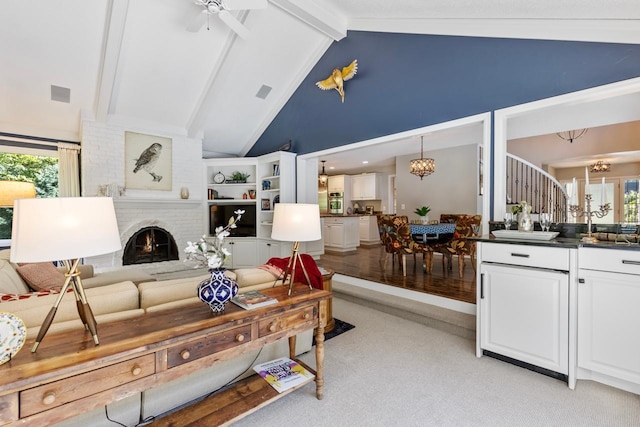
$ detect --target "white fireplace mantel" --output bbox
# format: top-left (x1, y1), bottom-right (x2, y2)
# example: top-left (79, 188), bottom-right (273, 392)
top-left (113, 198), bottom-right (203, 209)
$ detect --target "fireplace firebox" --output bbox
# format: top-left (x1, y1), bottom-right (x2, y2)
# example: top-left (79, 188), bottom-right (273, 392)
top-left (122, 227), bottom-right (179, 265)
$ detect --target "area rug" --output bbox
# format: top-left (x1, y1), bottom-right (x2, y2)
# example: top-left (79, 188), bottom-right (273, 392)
top-left (312, 318), bottom-right (355, 346)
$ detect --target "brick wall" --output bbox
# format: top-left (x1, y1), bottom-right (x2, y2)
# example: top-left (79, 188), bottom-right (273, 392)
top-left (81, 119), bottom-right (204, 273)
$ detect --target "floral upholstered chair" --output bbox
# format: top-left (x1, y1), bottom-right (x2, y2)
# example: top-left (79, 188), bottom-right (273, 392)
top-left (435, 214), bottom-right (482, 278)
top-left (380, 215), bottom-right (432, 276)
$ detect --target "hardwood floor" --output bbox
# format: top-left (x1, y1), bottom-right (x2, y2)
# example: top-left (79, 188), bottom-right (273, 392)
top-left (319, 244), bottom-right (477, 304)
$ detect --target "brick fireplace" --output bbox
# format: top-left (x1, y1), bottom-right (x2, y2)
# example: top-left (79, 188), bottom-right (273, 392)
top-left (80, 119), bottom-right (205, 274)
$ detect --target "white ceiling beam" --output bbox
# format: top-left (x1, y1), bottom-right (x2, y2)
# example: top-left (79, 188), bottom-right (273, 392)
top-left (94, 0), bottom-right (130, 122)
top-left (269, 0), bottom-right (347, 41)
top-left (186, 12), bottom-right (246, 140)
top-left (349, 18), bottom-right (640, 44)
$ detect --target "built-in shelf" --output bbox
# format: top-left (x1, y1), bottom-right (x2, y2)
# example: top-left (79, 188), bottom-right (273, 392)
top-left (113, 198), bottom-right (203, 209)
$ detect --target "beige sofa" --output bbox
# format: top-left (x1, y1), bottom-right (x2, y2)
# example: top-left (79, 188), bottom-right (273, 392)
top-left (0, 252), bottom-right (311, 426)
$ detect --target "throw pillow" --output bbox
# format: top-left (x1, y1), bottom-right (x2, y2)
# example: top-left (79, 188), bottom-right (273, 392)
top-left (15, 263), bottom-right (66, 292)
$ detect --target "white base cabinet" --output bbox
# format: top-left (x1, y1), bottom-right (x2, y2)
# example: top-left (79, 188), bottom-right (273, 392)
top-left (480, 262), bottom-right (569, 375)
top-left (323, 217), bottom-right (359, 252)
top-left (225, 238), bottom-right (257, 268)
top-left (577, 248), bottom-right (640, 394)
top-left (359, 215), bottom-right (380, 244)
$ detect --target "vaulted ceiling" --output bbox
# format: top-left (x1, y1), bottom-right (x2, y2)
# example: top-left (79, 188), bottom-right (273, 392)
top-left (1, 1), bottom-right (638, 158)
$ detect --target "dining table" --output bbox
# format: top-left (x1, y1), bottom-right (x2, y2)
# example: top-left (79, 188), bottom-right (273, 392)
top-left (410, 222), bottom-right (456, 243)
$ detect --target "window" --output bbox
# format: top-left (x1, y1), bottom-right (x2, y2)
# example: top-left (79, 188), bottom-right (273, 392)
top-left (623, 179), bottom-right (639, 224)
top-left (0, 151), bottom-right (59, 244)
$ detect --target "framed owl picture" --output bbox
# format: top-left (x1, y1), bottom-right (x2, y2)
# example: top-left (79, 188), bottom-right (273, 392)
top-left (125, 132), bottom-right (172, 191)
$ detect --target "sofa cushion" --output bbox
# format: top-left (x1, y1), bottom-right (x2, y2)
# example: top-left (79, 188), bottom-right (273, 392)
top-left (0, 259), bottom-right (30, 294)
top-left (83, 268), bottom-right (156, 288)
top-left (16, 262), bottom-right (66, 291)
top-left (3, 280), bottom-right (140, 329)
top-left (1, 288), bottom-right (72, 303)
top-left (138, 274), bottom-right (211, 310)
top-left (234, 268), bottom-right (279, 288)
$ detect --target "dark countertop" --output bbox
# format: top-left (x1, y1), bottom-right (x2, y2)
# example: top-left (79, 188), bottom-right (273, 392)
top-left (472, 234), bottom-right (640, 251)
top-left (320, 214), bottom-right (374, 218)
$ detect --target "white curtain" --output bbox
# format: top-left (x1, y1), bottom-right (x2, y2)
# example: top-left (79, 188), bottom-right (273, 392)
top-left (57, 143), bottom-right (81, 197)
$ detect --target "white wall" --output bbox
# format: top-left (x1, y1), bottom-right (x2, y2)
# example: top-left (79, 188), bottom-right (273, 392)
top-left (80, 119), bottom-right (205, 273)
top-left (395, 144), bottom-right (478, 221)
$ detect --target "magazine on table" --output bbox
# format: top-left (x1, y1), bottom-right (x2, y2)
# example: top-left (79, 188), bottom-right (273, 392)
top-left (231, 290), bottom-right (278, 309)
top-left (253, 357), bottom-right (315, 393)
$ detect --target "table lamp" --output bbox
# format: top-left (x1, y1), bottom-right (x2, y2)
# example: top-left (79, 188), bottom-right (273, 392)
top-left (10, 197), bottom-right (121, 352)
top-left (0, 180), bottom-right (36, 207)
top-left (271, 203), bottom-right (321, 295)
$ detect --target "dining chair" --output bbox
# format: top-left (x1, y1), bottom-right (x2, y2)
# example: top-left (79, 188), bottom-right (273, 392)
top-left (377, 214), bottom-right (397, 266)
top-left (382, 215), bottom-right (432, 276)
top-left (436, 214), bottom-right (482, 278)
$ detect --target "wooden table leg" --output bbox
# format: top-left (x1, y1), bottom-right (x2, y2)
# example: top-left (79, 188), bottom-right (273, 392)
top-left (315, 300), bottom-right (327, 400)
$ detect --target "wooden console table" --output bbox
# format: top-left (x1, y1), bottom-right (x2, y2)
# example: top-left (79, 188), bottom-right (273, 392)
top-left (0, 284), bottom-right (331, 426)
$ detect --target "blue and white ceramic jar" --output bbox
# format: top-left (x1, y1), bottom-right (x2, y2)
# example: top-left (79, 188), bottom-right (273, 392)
top-left (197, 269), bottom-right (238, 313)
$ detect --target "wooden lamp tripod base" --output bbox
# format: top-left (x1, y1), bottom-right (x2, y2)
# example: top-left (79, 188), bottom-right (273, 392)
top-left (280, 241), bottom-right (313, 296)
top-left (32, 258), bottom-right (99, 352)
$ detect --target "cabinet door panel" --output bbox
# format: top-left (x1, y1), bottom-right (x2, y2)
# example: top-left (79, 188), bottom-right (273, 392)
top-left (578, 269), bottom-right (640, 383)
top-left (480, 264), bottom-right (569, 374)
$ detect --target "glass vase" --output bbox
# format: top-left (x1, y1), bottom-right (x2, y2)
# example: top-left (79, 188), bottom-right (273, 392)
top-left (197, 269), bottom-right (239, 313)
top-left (517, 211), bottom-right (534, 232)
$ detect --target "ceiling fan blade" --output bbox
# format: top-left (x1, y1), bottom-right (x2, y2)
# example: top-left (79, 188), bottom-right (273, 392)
top-left (223, 0), bottom-right (267, 11)
top-left (186, 9), bottom-right (207, 32)
top-left (218, 10), bottom-right (251, 39)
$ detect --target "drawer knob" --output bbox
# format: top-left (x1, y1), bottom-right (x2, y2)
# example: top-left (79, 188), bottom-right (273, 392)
top-left (269, 322), bottom-right (277, 332)
top-left (180, 349), bottom-right (191, 360)
top-left (302, 312), bottom-right (310, 320)
top-left (43, 392), bottom-right (56, 405)
top-left (131, 365), bottom-right (142, 376)
top-left (235, 333), bottom-right (245, 342)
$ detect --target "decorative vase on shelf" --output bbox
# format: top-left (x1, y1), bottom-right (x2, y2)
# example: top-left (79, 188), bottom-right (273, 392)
top-left (180, 187), bottom-right (189, 199)
top-left (517, 202), bottom-right (534, 232)
top-left (197, 269), bottom-right (239, 313)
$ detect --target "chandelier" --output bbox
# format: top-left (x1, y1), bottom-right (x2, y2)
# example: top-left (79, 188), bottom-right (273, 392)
top-left (589, 160), bottom-right (611, 173)
top-left (556, 128), bottom-right (588, 143)
top-left (318, 160), bottom-right (328, 184)
top-left (409, 136), bottom-right (435, 180)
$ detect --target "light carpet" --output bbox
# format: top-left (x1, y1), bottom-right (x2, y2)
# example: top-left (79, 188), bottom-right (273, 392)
top-left (233, 297), bottom-right (640, 427)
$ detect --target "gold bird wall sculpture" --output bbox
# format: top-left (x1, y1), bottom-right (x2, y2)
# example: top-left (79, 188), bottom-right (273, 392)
top-left (315, 59), bottom-right (358, 103)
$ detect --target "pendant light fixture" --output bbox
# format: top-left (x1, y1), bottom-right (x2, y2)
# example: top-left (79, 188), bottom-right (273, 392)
top-left (556, 128), bottom-right (588, 143)
top-left (319, 160), bottom-right (328, 184)
top-left (409, 136), bottom-right (435, 180)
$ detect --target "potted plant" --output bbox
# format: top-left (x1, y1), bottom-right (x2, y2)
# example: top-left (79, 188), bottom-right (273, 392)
top-left (230, 171), bottom-right (250, 183)
top-left (414, 206), bottom-right (431, 223)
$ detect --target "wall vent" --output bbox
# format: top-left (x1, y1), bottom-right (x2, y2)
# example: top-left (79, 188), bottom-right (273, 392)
top-left (51, 85), bottom-right (71, 103)
top-left (255, 85), bottom-right (272, 100)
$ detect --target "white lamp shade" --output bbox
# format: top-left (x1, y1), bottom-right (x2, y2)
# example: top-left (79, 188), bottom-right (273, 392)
top-left (10, 197), bottom-right (122, 263)
top-left (0, 180), bottom-right (36, 207)
top-left (271, 203), bottom-right (321, 242)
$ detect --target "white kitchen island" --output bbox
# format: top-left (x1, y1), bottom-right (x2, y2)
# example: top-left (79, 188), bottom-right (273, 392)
top-left (322, 215), bottom-right (360, 252)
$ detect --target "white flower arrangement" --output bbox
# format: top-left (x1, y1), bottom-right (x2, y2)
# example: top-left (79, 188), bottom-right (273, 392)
top-left (184, 209), bottom-right (244, 270)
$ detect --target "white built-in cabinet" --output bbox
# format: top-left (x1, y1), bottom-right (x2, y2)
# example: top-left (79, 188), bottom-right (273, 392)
top-left (323, 216), bottom-right (359, 252)
top-left (477, 243), bottom-right (571, 377)
top-left (577, 248), bottom-right (640, 394)
top-left (203, 152), bottom-right (296, 267)
top-left (351, 173), bottom-right (381, 200)
top-left (359, 215), bottom-right (380, 244)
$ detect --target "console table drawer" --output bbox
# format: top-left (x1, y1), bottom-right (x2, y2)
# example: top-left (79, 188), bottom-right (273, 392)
top-left (167, 324), bottom-right (252, 368)
top-left (259, 307), bottom-right (315, 337)
top-left (20, 354), bottom-right (155, 417)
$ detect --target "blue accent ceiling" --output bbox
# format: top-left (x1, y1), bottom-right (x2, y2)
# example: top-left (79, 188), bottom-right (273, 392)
top-left (249, 31), bottom-right (640, 157)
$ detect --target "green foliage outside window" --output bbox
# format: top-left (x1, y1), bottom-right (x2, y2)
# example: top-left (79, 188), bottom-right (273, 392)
top-left (624, 190), bottom-right (638, 224)
top-left (0, 152), bottom-right (59, 239)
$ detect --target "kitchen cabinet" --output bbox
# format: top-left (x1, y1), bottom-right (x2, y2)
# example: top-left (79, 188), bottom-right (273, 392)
top-left (359, 215), bottom-right (380, 245)
top-left (477, 243), bottom-right (571, 377)
top-left (351, 173), bottom-right (381, 200)
top-left (577, 248), bottom-right (640, 394)
top-left (323, 217), bottom-right (359, 252)
top-left (225, 238), bottom-right (257, 268)
top-left (328, 175), bottom-right (347, 193)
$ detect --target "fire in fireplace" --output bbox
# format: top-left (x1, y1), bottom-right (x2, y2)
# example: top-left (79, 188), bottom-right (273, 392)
top-left (122, 226), bottom-right (179, 265)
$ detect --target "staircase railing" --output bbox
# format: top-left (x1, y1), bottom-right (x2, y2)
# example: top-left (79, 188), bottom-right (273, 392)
top-left (506, 153), bottom-right (569, 223)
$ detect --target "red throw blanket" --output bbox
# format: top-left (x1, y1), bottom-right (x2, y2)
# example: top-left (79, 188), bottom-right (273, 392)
top-left (264, 254), bottom-right (323, 290)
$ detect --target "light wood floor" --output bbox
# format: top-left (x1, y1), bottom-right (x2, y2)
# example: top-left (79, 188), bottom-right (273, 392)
top-left (319, 244), bottom-right (477, 304)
